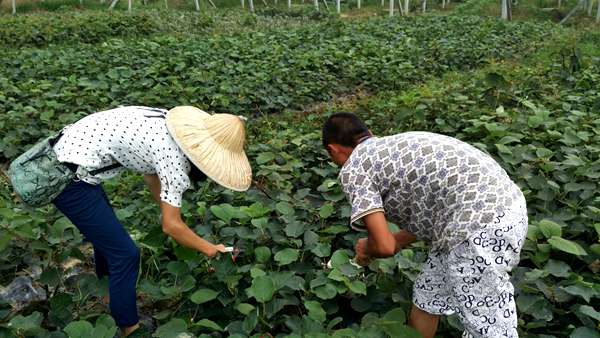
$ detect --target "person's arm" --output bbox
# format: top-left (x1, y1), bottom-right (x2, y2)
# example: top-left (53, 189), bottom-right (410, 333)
top-left (145, 174), bottom-right (225, 257)
top-left (363, 211), bottom-right (397, 257)
top-left (393, 229), bottom-right (417, 252)
top-left (143, 174), bottom-right (161, 204)
top-left (161, 202), bottom-right (226, 258)
top-left (355, 212), bottom-right (417, 265)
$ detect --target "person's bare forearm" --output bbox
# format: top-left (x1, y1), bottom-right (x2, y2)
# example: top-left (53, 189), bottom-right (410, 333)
top-left (394, 230), bottom-right (417, 253)
top-left (164, 219), bottom-right (218, 257)
top-left (143, 174), bottom-right (161, 204)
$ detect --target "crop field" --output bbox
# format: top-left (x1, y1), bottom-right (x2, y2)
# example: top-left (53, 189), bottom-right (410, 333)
top-left (0, 1), bottom-right (599, 337)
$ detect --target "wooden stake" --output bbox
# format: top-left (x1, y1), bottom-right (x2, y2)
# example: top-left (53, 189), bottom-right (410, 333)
top-left (288, 0), bottom-right (291, 8)
top-left (12, 0), bottom-right (16, 14)
top-left (128, 0), bottom-right (132, 11)
top-left (195, 0), bottom-right (200, 11)
top-left (404, 0), bottom-right (409, 13)
top-left (389, 0), bottom-right (394, 17)
top-left (336, 0), bottom-right (340, 13)
top-left (241, 0), bottom-right (245, 8)
top-left (358, 0), bottom-right (361, 8)
top-left (250, 0), bottom-right (255, 11)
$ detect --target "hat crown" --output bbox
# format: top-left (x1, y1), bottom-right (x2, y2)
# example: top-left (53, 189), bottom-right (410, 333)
top-left (205, 114), bottom-right (246, 152)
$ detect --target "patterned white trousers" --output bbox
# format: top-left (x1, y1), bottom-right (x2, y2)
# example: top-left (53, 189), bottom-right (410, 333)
top-left (413, 198), bottom-right (528, 337)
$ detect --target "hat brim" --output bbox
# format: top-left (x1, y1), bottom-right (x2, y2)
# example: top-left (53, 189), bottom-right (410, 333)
top-left (166, 106), bottom-right (252, 192)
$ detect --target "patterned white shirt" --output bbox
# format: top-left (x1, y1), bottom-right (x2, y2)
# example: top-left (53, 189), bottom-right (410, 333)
top-left (339, 132), bottom-right (524, 252)
top-left (53, 106), bottom-right (191, 207)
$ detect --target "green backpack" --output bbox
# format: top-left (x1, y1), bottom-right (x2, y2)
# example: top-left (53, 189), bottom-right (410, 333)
top-left (8, 131), bottom-right (121, 207)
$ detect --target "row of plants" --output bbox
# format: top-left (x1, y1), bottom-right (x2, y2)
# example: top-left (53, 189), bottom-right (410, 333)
top-left (0, 8), bottom-right (333, 48)
top-left (0, 15), bottom-right (553, 161)
top-left (1, 46), bottom-right (598, 337)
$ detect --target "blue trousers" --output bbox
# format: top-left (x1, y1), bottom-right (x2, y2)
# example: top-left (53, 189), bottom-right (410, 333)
top-left (53, 180), bottom-right (140, 327)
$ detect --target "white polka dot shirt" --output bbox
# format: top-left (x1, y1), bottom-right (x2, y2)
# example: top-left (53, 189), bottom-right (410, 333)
top-left (53, 106), bottom-right (192, 207)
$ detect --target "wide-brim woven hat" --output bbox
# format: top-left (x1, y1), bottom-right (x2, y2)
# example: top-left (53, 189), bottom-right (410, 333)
top-left (166, 106), bottom-right (252, 191)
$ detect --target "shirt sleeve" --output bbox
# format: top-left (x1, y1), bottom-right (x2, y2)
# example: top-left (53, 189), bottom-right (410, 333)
top-left (152, 145), bottom-right (191, 208)
top-left (339, 164), bottom-right (384, 230)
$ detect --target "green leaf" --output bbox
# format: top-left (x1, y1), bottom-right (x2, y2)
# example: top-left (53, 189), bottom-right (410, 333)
top-left (313, 283), bottom-right (338, 300)
top-left (194, 319), bottom-right (223, 332)
top-left (543, 259), bottom-right (571, 278)
top-left (274, 248), bottom-right (299, 265)
top-left (190, 288), bottom-right (220, 304)
top-left (575, 305), bottom-right (600, 321)
top-left (9, 312), bottom-right (44, 336)
top-left (276, 201), bottom-right (295, 215)
top-left (254, 246), bottom-right (271, 263)
top-left (256, 152), bottom-right (275, 164)
top-left (570, 327), bottom-right (600, 338)
top-left (247, 275), bottom-right (275, 303)
top-left (63, 321), bottom-right (94, 337)
top-left (539, 220), bottom-right (562, 238)
top-left (285, 221), bottom-right (305, 238)
top-left (210, 204), bottom-right (239, 223)
top-left (153, 318), bottom-right (190, 338)
top-left (319, 203), bottom-right (335, 218)
top-left (236, 303), bottom-right (255, 315)
top-left (561, 284), bottom-right (597, 303)
top-left (548, 236), bottom-right (587, 256)
top-left (305, 300), bottom-right (327, 323)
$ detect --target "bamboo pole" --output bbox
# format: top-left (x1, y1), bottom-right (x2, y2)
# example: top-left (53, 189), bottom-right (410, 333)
top-left (336, 0), bottom-right (340, 13)
top-left (241, 0), bottom-right (245, 8)
top-left (12, 0), bottom-right (16, 14)
top-left (422, 0), bottom-right (426, 12)
top-left (389, 0), bottom-right (394, 16)
top-left (249, 0), bottom-right (254, 11)
top-left (314, 0), bottom-right (319, 9)
top-left (404, 0), bottom-right (409, 13)
top-left (587, 0), bottom-right (594, 15)
top-left (357, 0), bottom-right (361, 8)
top-left (128, 0), bottom-right (132, 11)
top-left (288, 0), bottom-right (291, 8)
top-left (597, 0), bottom-right (600, 21)
top-left (195, 0), bottom-right (200, 11)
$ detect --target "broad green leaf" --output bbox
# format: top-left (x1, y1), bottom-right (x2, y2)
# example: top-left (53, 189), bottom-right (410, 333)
top-left (570, 327), bottom-right (600, 338)
top-left (319, 204), bottom-right (335, 218)
top-left (539, 220), bottom-right (562, 238)
top-left (548, 236), bottom-right (587, 256)
top-left (285, 221), bottom-right (305, 238)
top-left (276, 202), bottom-right (295, 215)
top-left (247, 275), bottom-right (275, 303)
top-left (274, 248), bottom-right (299, 265)
top-left (254, 246), bottom-right (271, 263)
top-left (575, 305), bottom-right (600, 321)
top-left (305, 300), bottom-right (327, 323)
top-left (543, 259), bottom-right (571, 278)
top-left (236, 303), bottom-right (255, 315)
top-left (210, 204), bottom-right (243, 223)
top-left (190, 288), bottom-right (220, 304)
top-left (9, 312), bottom-right (44, 336)
top-left (313, 283), bottom-right (338, 300)
top-left (561, 284), bottom-right (597, 303)
top-left (63, 321), bottom-right (93, 337)
top-left (153, 318), bottom-right (190, 338)
top-left (194, 319), bottom-right (223, 332)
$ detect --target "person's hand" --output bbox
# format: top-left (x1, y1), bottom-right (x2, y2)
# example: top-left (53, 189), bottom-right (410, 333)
top-left (354, 238), bottom-right (371, 266)
top-left (207, 244), bottom-right (228, 258)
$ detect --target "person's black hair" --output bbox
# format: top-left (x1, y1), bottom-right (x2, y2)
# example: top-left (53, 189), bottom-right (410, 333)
top-left (322, 112), bottom-right (371, 148)
top-left (188, 164), bottom-right (207, 184)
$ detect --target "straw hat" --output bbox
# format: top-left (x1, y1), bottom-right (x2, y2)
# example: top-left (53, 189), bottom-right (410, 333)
top-left (166, 106), bottom-right (252, 191)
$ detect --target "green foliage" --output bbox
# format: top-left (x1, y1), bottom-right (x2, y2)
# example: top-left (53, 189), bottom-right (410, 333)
top-left (0, 7), bottom-right (598, 338)
top-left (0, 15), bottom-right (552, 161)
